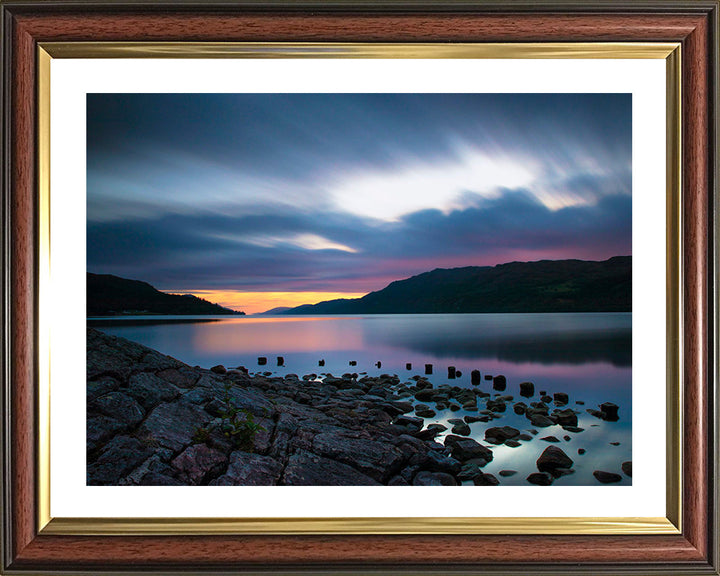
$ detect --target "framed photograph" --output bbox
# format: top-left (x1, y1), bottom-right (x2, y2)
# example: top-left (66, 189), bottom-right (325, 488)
top-left (1, 1), bottom-right (717, 574)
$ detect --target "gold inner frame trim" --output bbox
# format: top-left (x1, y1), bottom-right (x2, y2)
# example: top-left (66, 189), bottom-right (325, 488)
top-left (36, 41), bottom-right (683, 536)
top-left (40, 41), bottom-right (679, 59)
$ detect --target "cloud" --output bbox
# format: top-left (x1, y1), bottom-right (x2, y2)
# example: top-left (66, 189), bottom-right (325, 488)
top-left (86, 93), bottom-right (632, 293)
top-left (88, 191), bottom-right (630, 293)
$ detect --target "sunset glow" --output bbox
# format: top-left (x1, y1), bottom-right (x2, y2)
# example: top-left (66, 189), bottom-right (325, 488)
top-left (168, 290), bottom-right (368, 315)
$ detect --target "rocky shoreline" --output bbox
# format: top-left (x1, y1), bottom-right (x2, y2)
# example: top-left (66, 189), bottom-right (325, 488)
top-left (87, 328), bottom-right (631, 486)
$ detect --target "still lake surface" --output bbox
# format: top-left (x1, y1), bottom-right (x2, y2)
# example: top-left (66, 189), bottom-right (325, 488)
top-left (90, 312), bottom-right (632, 486)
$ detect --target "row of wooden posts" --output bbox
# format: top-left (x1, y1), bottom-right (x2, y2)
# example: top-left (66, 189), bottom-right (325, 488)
top-left (254, 356), bottom-right (503, 386)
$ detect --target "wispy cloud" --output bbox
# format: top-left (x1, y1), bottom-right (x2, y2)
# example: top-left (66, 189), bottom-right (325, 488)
top-left (87, 93), bottom-right (632, 295)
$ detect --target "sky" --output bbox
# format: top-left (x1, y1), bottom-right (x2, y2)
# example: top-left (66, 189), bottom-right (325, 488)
top-left (87, 93), bottom-right (631, 314)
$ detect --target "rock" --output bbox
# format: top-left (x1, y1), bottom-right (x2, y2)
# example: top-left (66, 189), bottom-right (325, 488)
top-left (171, 444), bottom-right (228, 485)
top-left (504, 440), bottom-right (521, 448)
top-left (393, 415), bottom-right (424, 432)
top-left (451, 422), bottom-right (471, 436)
top-left (563, 435), bottom-right (571, 442)
top-left (89, 391), bottom-right (145, 426)
top-left (422, 451), bottom-right (462, 475)
top-left (610, 441), bottom-right (620, 446)
top-left (518, 433), bottom-right (533, 441)
top-left (519, 382), bottom-right (535, 397)
top-left (156, 367), bottom-right (199, 389)
top-left (212, 451), bottom-right (283, 485)
top-left (600, 402), bottom-right (619, 421)
top-left (450, 438), bottom-right (493, 463)
top-left (464, 415), bottom-right (483, 423)
top-left (484, 426), bottom-right (520, 445)
top-left (553, 392), bottom-right (569, 405)
top-left (527, 472), bottom-right (553, 485)
top-left (484, 374), bottom-right (493, 381)
top-left (529, 413), bottom-right (554, 428)
top-left (486, 399), bottom-right (507, 412)
top-left (390, 400), bottom-right (414, 414)
top-left (554, 408), bottom-right (578, 427)
top-left (87, 376), bottom-right (120, 402)
top-left (562, 426), bottom-right (584, 433)
top-left (540, 436), bottom-right (560, 443)
top-left (427, 423), bottom-right (447, 433)
top-left (388, 475), bottom-right (409, 486)
top-left (499, 470), bottom-right (517, 477)
top-left (138, 472), bottom-right (183, 486)
top-left (127, 372), bottom-right (181, 411)
top-left (415, 408), bottom-right (437, 418)
top-left (87, 436), bottom-right (154, 485)
top-left (413, 471), bottom-right (457, 486)
top-left (541, 395), bottom-right (553, 403)
top-left (536, 446), bottom-right (574, 475)
top-left (578, 448), bottom-right (586, 455)
top-left (471, 370), bottom-right (481, 385)
top-left (313, 433), bottom-right (405, 482)
top-left (457, 462), bottom-right (482, 481)
top-left (282, 450), bottom-right (381, 485)
top-left (513, 402), bottom-right (527, 415)
top-left (492, 375), bottom-right (507, 391)
top-left (593, 470), bottom-right (622, 484)
top-left (210, 364), bottom-right (227, 374)
top-left (473, 472), bottom-right (499, 486)
top-left (622, 461), bottom-right (632, 477)
top-left (87, 415), bottom-right (127, 452)
top-left (139, 401), bottom-right (211, 452)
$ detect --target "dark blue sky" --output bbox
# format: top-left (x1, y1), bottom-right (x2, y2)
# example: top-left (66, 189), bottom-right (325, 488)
top-left (87, 93), bottom-right (631, 304)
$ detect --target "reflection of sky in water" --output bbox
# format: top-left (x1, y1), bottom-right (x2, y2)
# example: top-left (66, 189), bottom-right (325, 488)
top-left (92, 313), bottom-right (631, 486)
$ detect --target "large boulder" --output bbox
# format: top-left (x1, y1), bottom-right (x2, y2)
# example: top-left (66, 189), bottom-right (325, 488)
top-left (593, 470), bottom-right (622, 484)
top-left (312, 433), bottom-right (405, 482)
top-left (600, 402), bottom-right (620, 421)
top-left (553, 408), bottom-right (578, 427)
top-left (171, 444), bottom-right (228, 485)
top-left (87, 436), bottom-right (154, 485)
top-left (449, 438), bottom-right (494, 463)
top-left (89, 391), bottom-right (145, 427)
top-left (519, 382), bottom-right (535, 397)
top-left (282, 450), bottom-right (381, 485)
top-left (484, 426), bottom-right (520, 445)
top-left (139, 401), bottom-right (211, 452)
top-left (211, 451), bottom-right (283, 485)
top-left (127, 372), bottom-right (181, 411)
top-left (536, 446), bottom-right (574, 475)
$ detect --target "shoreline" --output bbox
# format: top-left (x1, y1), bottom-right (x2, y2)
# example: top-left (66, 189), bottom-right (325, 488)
top-left (87, 328), bottom-right (631, 486)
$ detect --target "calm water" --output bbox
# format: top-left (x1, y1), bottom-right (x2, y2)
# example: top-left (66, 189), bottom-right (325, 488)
top-left (90, 313), bottom-right (632, 486)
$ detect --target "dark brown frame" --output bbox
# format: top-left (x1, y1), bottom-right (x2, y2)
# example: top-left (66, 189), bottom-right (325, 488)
top-left (1, 1), bottom-right (718, 574)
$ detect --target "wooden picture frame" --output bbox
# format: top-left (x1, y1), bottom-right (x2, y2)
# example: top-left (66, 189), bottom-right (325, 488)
top-left (1, 1), bottom-right (717, 574)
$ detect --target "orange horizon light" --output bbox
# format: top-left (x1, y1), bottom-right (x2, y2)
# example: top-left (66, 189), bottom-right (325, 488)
top-left (165, 289), bottom-right (367, 315)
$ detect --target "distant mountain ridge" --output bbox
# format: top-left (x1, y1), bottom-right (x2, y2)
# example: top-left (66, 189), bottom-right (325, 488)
top-left (284, 256), bottom-right (631, 315)
top-left (87, 273), bottom-right (243, 316)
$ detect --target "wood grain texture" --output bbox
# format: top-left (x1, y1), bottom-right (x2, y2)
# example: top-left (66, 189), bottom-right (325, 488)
top-left (3, 4), bottom-right (717, 573)
top-left (10, 14), bottom-right (37, 561)
top-left (681, 11), bottom-right (711, 560)
top-left (12, 12), bottom-right (705, 42)
top-left (9, 534), bottom-right (708, 568)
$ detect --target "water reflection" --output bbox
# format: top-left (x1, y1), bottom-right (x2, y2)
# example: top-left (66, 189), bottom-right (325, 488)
top-left (91, 312), bottom-right (632, 486)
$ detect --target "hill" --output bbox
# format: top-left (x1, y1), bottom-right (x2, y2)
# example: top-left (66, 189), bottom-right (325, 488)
top-left (285, 256), bottom-right (631, 314)
top-left (87, 273), bottom-right (243, 316)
